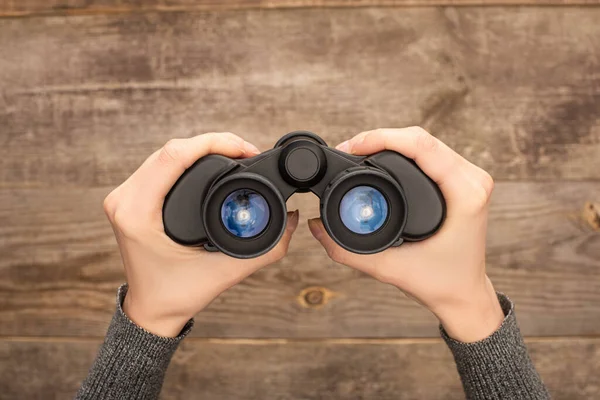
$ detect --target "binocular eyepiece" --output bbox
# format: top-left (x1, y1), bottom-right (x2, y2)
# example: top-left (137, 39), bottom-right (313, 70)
top-left (163, 131), bottom-right (445, 259)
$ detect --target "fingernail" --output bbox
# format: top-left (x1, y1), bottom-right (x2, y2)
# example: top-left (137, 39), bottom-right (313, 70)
top-left (308, 218), bottom-right (323, 240)
top-left (288, 210), bottom-right (299, 231)
top-left (244, 141), bottom-right (260, 155)
top-left (336, 140), bottom-right (350, 153)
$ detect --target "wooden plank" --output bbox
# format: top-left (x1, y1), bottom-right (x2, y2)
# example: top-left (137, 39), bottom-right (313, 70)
top-left (1, 181), bottom-right (599, 338)
top-left (1, 337), bottom-right (599, 399)
top-left (1, 8), bottom-right (599, 187)
top-left (2, 1), bottom-right (600, 18)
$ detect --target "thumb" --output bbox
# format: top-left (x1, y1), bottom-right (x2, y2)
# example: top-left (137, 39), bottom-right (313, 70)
top-left (278, 209), bottom-right (301, 250)
top-left (308, 218), bottom-right (413, 285)
top-left (202, 210), bottom-right (300, 290)
top-left (252, 210), bottom-right (300, 266)
top-left (307, 218), bottom-right (382, 272)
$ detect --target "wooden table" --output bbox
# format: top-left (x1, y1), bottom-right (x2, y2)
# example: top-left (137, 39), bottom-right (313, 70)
top-left (1, 1), bottom-right (599, 398)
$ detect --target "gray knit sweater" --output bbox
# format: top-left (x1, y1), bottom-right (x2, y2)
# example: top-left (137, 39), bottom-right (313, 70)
top-left (75, 285), bottom-right (550, 399)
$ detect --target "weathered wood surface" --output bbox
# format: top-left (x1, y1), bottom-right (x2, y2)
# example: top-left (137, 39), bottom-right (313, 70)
top-left (1, 2), bottom-right (599, 398)
top-left (2, 0), bottom-right (600, 18)
top-left (1, 8), bottom-right (599, 187)
top-left (1, 182), bottom-right (598, 338)
top-left (1, 337), bottom-right (599, 399)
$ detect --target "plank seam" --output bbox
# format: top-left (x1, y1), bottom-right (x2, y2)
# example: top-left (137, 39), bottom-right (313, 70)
top-left (2, 179), bottom-right (600, 190)
top-left (1, 335), bottom-right (600, 344)
top-left (1, 2), bottom-right (600, 19)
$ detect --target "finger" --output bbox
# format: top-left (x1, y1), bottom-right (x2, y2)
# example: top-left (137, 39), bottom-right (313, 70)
top-left (308, 218), bottom-right (425, 286)
top-left (338, 127), bottom-right (465, 204)
top-left (307, 218), bottom-right (383, 273)
top-left (131, 132), bottom-right (260, 206)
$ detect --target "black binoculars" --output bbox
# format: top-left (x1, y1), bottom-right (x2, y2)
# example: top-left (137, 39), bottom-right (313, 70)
top-left (163, 131), bottom-right (445, 258)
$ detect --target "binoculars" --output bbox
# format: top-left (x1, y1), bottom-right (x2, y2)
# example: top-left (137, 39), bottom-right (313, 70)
top-left (163, 131), bottom-right (445, 258)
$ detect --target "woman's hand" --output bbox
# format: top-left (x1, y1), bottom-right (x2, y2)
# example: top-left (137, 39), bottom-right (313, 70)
top-left (308, 127), bottom-right (504, 343)
top-left (103, 132), bottom-right (299, 337)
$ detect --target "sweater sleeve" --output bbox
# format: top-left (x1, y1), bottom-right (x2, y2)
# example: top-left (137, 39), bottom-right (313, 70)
top-left (441, 293), bottom-right (550, 400)
top-left (74, 284), bottom-right (193, 400)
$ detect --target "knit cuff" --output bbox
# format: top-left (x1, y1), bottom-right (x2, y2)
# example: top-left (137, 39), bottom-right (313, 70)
top-left (440, 292), bottom-right (516, 354)
top-left (75, 284), bottom-right (193, 399)
top-left (114, 283), bottom-right (194, 353)
top-left (440, 293), bottom-right (550, 399)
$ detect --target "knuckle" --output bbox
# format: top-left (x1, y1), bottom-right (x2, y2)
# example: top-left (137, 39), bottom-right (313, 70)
top-left (159, 139), bottom-right (184, 165)
top-left (112, 209), bottom-right (129, 230)
top-left (326, 246), bottom-right (346, 264)
top-left (410, 125), bottom-right (428, 135)
top-left (113, 208), bottom-right (143, 239)
top-left (374, 271), bottom-right (392, 285)
top-left (481, 172), bottom-right (495, 197)
top-left (202, 132), bottom-right (219, 140)
top-left (414, 128), bottom-right (438, 153)
top-left (372, 264), bottom-right (394, 285)
top-left (267, 245), bottom-right (286, 263)
top-left (203, 132), bottom-right (223, 149)
top-left (217, 131), bottom-right (237, 139)
top-left (463, 169), bottom-right (494, 212)
top-left (373, 128), bottom-right (392, 142)
top-left (465, 185), bottom-right (491, 212)
top-left (207, 131), bottom-right (230, 141)
top-left (223, 132), bottom-right (244, 146)
top-left (102, 191), bottom-right (118, 219)
top-left (273, 247), bottom-right (287, 261)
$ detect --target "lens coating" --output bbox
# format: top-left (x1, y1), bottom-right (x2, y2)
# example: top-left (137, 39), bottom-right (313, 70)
top-left (220, 189), bottom-right (270, 238)
top-left (339, 186), bottom-right (389, 234)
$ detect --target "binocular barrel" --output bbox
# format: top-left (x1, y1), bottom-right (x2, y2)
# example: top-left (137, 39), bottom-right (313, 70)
top-left (163, 131), bottom-right (445, 259)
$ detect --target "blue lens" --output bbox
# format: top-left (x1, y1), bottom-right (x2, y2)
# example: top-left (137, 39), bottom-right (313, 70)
top-left (339, 186), bottom-right (388, 234)
top-left (221, 189), bottom-right (270, 238)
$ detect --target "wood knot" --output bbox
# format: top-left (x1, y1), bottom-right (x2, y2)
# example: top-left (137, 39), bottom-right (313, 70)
top-left (305, 290), bottom-right (324, 305)
top-left (297, 286), bottom-right (335, 309)
top-left (582, 202), bottom-right (600, 231)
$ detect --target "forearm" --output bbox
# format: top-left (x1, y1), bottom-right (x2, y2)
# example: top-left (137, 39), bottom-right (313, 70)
top-left (75, 285), bottom-right (193, 400)
top-left (441, 293), bottom-right (550, 400)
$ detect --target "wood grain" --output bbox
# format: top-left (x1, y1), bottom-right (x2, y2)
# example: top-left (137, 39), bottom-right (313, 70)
top-left (1, 182), bottom-right (599, 338)
top-left (3, 1), bottom-right (600, 18)
top-left (1, 2), bottom-right (598, 397)
top-left (1, 8), bottom-right (599, 187)
top-left (1, 337), bottom-right (599, 399)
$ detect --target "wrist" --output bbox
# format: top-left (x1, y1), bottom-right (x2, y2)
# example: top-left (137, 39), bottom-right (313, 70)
top-left (122, 290), bottom-right (191, 338)
top-left (433, 278), bottom-right (505, 343)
